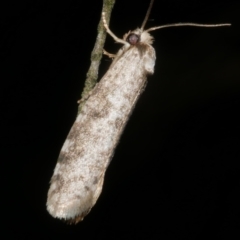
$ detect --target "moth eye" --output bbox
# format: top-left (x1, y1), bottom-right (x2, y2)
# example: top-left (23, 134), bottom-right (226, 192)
top-left (127, 33), bottom-right (140, 45)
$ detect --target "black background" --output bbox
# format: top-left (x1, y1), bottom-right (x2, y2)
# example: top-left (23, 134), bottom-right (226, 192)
top-left (2, 0), bottom-right (240, 239)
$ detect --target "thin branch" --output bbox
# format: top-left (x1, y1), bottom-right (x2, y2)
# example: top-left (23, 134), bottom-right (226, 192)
top-left (78, 0), bottom-right (116, 114)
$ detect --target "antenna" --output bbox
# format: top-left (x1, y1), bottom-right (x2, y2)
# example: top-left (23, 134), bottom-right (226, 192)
top-left (140, 0), bottom-right (231, 32)
top-left (146, 23), bottom-right (231, 32)
top-left (141, 0), bottom-right (155, 31)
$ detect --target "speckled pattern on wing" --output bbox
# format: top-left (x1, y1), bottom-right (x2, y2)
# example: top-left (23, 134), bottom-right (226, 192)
top-left (47, 36), bottom-right (156, 223)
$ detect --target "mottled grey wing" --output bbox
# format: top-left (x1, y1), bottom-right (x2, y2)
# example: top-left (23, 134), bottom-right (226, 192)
top-left (47, 43), bottom-right (155, 223)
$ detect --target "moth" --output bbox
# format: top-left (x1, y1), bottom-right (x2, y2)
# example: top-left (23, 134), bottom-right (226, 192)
top-left (47, 0), bottom-right (230, 223)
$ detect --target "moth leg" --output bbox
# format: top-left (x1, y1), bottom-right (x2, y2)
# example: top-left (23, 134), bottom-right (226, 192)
top-left (103, 49), bottom-right (116, 59)
top-left (102, 12), bottom-right (128, 45)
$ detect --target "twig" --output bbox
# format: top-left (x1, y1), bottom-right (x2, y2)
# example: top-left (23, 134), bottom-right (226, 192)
top-left (78, 0), bottom-right (116, 114)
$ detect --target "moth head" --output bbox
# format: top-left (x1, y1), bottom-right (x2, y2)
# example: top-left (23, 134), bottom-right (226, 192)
top-left (123, 28), bottom-right (154, 45)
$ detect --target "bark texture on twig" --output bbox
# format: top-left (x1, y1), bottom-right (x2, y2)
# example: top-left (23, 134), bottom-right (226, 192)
top-left (78, 0), bottom-right (116, 114)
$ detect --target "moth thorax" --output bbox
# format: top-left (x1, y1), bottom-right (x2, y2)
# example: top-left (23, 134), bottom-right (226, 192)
top-left (127, 33), bottom-right (140, 45)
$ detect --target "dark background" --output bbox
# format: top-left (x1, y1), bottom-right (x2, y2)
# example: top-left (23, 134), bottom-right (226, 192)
top-left (1, 0), bottom-right (240, 239)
